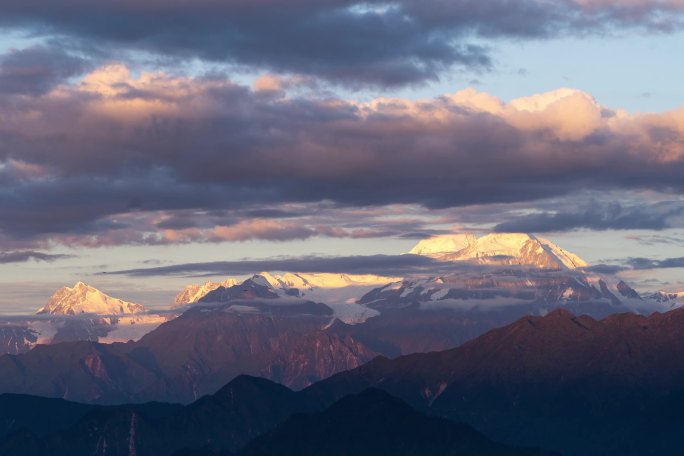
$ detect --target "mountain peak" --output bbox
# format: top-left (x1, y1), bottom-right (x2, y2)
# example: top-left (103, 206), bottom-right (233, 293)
top-left (409, 232), bottom-right (587, 270)
top-left (409, 233), bottom-right (476, 256)
top-left (72, 281), bottom-right (89, 289)
top-left (173, 278), bottom-right (242, 308)
top-left (37, 282), bottom-right (145, 316)
top-left (645, 290), bottom-right (684, 308)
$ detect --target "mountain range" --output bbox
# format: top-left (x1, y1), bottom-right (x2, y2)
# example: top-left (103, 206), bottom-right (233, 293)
top-left (304, 307), bottom-right (684, 455)
top-left (0, 233), bottom-right (681, 404)
top-left (5, 306), bottom-right (684, 454)
top-left (0, 376), bottom-right (553, 456)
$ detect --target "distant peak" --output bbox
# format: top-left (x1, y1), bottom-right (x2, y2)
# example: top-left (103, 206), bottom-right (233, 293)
top-left (409, 233), bottom-right (476, 256)
top-left (409, 232), bottom-right (588, 270)
top-left (38, 282), bottom-right (144, 316)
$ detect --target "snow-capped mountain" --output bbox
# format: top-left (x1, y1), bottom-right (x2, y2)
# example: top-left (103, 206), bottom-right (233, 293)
top-left (194, 273), bottom-right (381, 324)
top-left (0, 283), bottom-right (170, 355)
top-left (410, 233), bottom-right (587, 270)
top-left (37, 282), bottom-right (145, 316)
top-left (364, 233), bottom-right (656, 316)
top-left (359, 271), bottom-right (649, 317)
top-left (174, 279), bottom-right (241, 307)
top-left (175, 272), bottom-right (397, 306)
top-left (644, 290), bottom-right (684, 309)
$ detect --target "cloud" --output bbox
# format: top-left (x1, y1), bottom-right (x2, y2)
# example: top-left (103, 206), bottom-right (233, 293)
top-left (0, 45), bottom-right (88, 95)
top-left (1, 67), bottom-right (684, 247)
top-left (1, 1), bottom-right (683, 86)
top-left (494, 200), bottom-right (684, 232)
top-left (626, 256), bottom-right (684, 269)
top-left (0, 250), bottom-right (71, 263)
top-left (583, 264), bottom-right (630, 274)
top-left (584, 255), bottom-right (684, 274)
top-left (626, 233), bottom-right (684, 247)
top-left (109, 253), bottom-right (526, 278)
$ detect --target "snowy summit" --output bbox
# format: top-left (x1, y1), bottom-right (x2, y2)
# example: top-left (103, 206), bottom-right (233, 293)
top-left (410, 233), bottom-right (588, 270)
top-left (37, 282), bottom-right (145, 316)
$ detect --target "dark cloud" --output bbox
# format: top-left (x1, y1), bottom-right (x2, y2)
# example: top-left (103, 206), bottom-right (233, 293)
top-left (626, 234), bottom-right (684, 247)
top-left (584, 256), bottom-right (684, 274)
top-left (494, 201), bottom-right (684, 233)
top-left (1, 0), bottom-right (683, 87)
top-left (583, 264), bottom-right (630, 274)
top-left (0, 45), bottom-right (88, 95)
top-left (109, 253), bottom-right (524, 278)
top-left (626, 257), bottom-right (684, 270)
top-left (0, 250), bottom-right (71, 263)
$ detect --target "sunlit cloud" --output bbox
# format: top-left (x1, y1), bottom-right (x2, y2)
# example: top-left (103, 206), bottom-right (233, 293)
top-left (0, 64), bottom-right (683, 249)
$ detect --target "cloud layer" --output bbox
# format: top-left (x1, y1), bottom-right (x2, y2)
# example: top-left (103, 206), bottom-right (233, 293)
top-left (495, 200), bottom-right (684, 232)
top-left (1, 63), bottom-right (684, 247)
top-left (111, 253), bottom-right (542, 278)
top-left (0, 250), bottom-right (71, 264)
top-left (1, 0), bottom-right (684, 86)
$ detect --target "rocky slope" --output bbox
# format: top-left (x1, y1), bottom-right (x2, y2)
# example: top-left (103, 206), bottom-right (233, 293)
top-left (173, 279), bottom-right (241, 307)
top-left (0, 301), bottom-right (377, 403)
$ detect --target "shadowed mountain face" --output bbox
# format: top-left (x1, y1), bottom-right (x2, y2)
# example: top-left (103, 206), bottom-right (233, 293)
top-left (304, 308), bottom-right (684, 455)
top-left (239, 389), bottom-right (553, 456)
top-left (0, 376), bottom-right (307, 455)
top-left (0, 303), bottom-right (376, 404)
top-left (0, 379), bottom-right (551, 456)
top-left (0, 325), bottom-right (38, 354)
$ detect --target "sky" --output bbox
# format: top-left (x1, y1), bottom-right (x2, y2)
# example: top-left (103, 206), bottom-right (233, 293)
top-left (0, 0), bottom-right (683, 313)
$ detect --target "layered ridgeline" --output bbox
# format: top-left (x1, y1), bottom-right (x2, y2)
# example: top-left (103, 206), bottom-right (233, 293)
top-left (0, 377), bottom-right (552, 456)
top-left (0, 233), bottom-right (680, 403)
top-left (0, 283), bottom-right (170, 355)
top-left (304, 307), bottom-right (684, 456)
top-left (7, 307), bottom-right (684, 455)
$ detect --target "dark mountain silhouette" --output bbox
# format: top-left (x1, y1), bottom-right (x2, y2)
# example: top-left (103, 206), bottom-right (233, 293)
top-left (0, 376), bottom-right (312, 455)
top-left (305, 308), bottom-right (684, 455)
top-left (239, 388), bottom-right (553, 456)
top-left (0, 378), bottom-right (542, 456)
